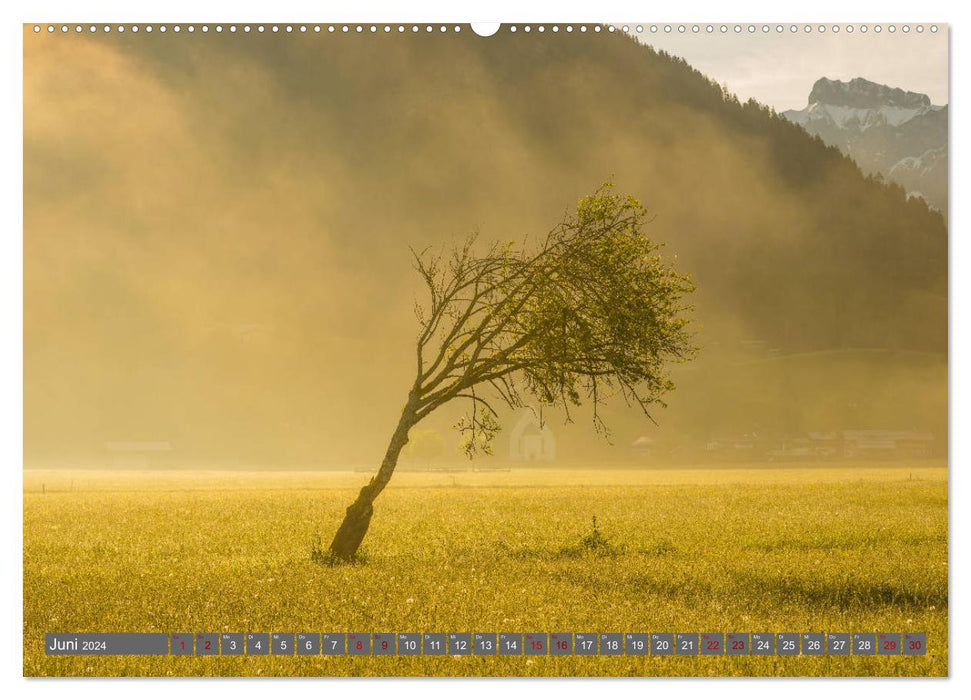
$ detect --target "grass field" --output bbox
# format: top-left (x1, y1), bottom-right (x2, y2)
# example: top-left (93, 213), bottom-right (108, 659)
top-left (23, 464), bottom-right (948, 677)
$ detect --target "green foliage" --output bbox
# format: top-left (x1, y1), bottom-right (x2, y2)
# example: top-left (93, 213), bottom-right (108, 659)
top-left (411, 183), bottom-right (696, 455)
top-left (514, 184), bottom-right (696, 426)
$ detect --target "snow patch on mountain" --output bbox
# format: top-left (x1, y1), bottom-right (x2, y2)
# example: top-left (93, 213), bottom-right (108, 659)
top-left (782, 77), bottom-right (947, 212)
top-left (889, 147), bottom-right (946, 180)
top-left (788, 102), bottom-right (935, 131)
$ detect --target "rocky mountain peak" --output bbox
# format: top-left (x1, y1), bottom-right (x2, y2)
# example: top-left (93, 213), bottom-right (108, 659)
top-left (808, 77), bottom-right (931, 110)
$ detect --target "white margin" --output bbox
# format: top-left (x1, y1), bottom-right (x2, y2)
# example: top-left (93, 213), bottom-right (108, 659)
top-left (3, 0), bottom-right (965, 698)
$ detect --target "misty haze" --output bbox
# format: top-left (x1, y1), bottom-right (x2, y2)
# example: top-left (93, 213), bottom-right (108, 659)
top-left (24, 30), bottom-right (946, 471)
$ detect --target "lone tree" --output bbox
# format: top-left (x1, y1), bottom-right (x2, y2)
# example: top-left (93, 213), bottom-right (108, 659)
top-left (326, 184), bottom-right (696, 561)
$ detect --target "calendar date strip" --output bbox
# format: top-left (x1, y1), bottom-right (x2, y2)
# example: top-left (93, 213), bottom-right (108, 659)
top-left (45, 632), bottom-right (926, 656)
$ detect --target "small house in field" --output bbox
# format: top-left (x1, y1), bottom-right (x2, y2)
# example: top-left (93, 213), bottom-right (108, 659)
top-left (509, 410), bottom-right (556, 462)
top-left (104, 441), bottom-right (173, 469)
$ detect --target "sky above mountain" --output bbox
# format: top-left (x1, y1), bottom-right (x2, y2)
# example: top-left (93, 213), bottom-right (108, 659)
top-left (639, 27), bottom-right (948, 111)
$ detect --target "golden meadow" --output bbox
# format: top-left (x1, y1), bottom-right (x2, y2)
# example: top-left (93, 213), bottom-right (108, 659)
top-left (24, 464), bottom-right (946, 677)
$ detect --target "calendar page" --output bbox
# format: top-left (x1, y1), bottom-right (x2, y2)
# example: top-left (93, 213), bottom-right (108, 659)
top-left (22, 20), bottom-right (948, 678)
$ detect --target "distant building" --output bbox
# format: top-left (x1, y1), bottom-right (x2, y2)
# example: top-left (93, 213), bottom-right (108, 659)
top-left (509, 410), bottom-right (555, 462)
top-left (104, 441), bottom-right (173, 469)
top-left (807, 432), bottom-right (843, 458)
top-left (840, 430), bottom-right (934, 459)
top-left (705, 432), bottom-right (762, 460)
top-left (768, 430), bottom-right (936, 461)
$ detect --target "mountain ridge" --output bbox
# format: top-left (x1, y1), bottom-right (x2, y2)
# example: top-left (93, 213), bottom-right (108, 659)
top-left (808, 76), bottom-right (931, 110)
top-left (783, 76), bottom-right (947, 210)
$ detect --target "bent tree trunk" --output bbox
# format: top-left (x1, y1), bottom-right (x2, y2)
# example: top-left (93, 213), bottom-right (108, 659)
top-left (328, 400), bottom-right (417, 561)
